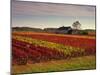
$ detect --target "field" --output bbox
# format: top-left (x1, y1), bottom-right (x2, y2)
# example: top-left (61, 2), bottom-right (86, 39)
top-left (12, 32), bottom-right (96, 74)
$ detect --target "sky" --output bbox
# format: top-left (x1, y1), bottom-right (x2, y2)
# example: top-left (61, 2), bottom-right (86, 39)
top-left (12, 0), bottom-right (96, 29)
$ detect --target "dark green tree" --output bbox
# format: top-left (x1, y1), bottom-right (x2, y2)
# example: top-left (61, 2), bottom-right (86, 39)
top-left (72, 21), bottom-right (81, 30)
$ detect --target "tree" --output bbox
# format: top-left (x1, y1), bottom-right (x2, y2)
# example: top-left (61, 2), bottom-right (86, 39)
top-left (72, 21), bottom-right (81, 30)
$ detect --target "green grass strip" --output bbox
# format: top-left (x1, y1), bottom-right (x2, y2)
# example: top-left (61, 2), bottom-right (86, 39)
top-left (12, 55), bottom-right (96, 74)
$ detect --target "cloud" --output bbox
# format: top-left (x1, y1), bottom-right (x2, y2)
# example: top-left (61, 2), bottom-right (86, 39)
top-left (12, 1), bottom-right (96, 17)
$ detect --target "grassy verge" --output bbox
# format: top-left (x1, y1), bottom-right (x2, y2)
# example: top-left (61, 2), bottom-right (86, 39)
top-left (12, 55), bottom-right (96, 74)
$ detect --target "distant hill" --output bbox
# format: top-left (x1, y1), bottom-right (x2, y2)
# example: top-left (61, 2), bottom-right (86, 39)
top-left (12, 26), bottom-right (72, 34)
top-left (12, 27), bottom-right (96, 36)
top-left (84, 29), bottom-right (96, 32)
top-left (12, 27), bottom-right (58, 33)
top-left (44, 28), bottom-right (58, 33)
top-left (12, 27), bottom-right (43, 32)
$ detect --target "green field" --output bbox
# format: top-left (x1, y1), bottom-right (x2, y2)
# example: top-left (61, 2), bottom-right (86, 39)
top-left (12, 55), bottom-right (96, 74)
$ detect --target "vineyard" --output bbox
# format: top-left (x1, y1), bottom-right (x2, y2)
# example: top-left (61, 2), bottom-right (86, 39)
top-left (12, 32), bottom-right (96, 74)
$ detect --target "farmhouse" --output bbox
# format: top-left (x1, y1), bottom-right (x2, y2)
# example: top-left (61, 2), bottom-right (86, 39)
top-left (56, 26), bottom-right (73, 34)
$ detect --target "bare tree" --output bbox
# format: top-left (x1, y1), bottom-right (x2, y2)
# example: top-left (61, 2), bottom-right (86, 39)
top-left (72, 21), bottom-right (81, 30)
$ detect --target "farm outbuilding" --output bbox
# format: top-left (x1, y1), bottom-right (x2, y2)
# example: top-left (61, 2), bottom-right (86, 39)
top-left (56, 26), bottom-right (73, 34)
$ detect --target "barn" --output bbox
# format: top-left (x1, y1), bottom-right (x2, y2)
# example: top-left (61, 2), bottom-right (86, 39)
top-left (56, 26), bottom-right (73, 34)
